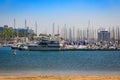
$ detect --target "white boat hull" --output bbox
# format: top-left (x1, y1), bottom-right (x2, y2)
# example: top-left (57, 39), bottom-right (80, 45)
top-left (27, 45), bottom-right (61, 51)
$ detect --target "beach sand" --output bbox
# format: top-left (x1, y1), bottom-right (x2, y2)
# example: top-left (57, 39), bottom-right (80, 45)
top-left (0, 75), bottom-right (120, 80)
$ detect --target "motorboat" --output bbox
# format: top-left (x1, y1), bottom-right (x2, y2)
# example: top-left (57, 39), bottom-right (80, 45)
top-left (26, 38), bottom-right (63, 51)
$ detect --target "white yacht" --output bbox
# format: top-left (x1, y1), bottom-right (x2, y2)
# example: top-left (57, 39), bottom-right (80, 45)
top-left (26, 38), bottom-right (63, 51)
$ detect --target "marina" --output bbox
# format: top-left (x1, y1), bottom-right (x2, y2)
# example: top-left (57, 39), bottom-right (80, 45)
top-left (0, 0), bottom-right (120, 80)
top-left (0, 22), bottom-right (120, 51)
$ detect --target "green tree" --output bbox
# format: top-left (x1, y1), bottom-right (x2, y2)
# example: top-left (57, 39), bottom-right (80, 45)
top-left (0, 32), bottom-right (4, 42)
top-left (3, 27), bottom-right (13, 44)
top-left (28, 32), bottom-right (36, 41)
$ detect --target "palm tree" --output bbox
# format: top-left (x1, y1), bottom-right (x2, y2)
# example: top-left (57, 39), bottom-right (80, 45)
top-left (3, 27), bottom-right (13, 44)
top-left (28, 32), bottom-right (36, 41)
top-left (0, 32), bottom-right (4, 42)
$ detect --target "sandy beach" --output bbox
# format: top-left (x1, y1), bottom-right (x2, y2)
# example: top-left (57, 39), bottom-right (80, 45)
top-left (0, 75), bottom-right (120, 80)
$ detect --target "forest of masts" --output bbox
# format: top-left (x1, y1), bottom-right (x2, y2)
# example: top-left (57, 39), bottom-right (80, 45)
top-left (13, 19), bottom-right (120, 44)
top-left (58, 24), bottom-right (120, 43)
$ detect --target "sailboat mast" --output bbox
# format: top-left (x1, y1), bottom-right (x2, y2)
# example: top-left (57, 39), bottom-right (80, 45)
top-left (24, 19), bottom-right (27, 42)
top-left (13, 18), bottom-right (16, 39)
top-left (14, 18), bottom-right (15, 29)
top-left (63, 24), bottom-right (66, 40)
top-left (58, 25), bottom-right (59, 35)
top-left (87, 20), bottom-right (90, 42)
top-left (64, 24), bottom-right (67, 40)
top-left (35, 21), bottom-right (37, 36)
top-left (73, 26), bottom-right (75, 41)
top-left (25, 19), bottom-right (27, 29)
top-left (57, 25), bottom-right (60, 41)
top-left (109, 26), bottom-right (110, 42)
top-left (52, 23), bottom-right (55, 37)
top-left (69, 28), bottom-right (72, 41)
top-left (118, 27), bottom-right (119, 44)
top-left (113, 27), bottom-right (115, 42)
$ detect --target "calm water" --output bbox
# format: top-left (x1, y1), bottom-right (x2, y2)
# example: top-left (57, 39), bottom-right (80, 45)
top-left (0, 47), bottom-right (120, 75)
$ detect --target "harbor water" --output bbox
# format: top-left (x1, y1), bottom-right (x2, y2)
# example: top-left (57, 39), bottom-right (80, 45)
top-left (0, 47), bottom-right (120, 75)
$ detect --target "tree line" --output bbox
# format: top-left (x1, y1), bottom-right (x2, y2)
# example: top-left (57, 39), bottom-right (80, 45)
top-left (0, 27), bottom-right (36, 43)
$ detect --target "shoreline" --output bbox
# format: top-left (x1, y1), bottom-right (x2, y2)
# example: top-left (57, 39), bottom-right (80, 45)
top-left (0, 75), bottom-right (120, 80)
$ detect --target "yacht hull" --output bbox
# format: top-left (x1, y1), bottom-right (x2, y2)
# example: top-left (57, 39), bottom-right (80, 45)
top-left (27, 46), bottom-right (61, 51)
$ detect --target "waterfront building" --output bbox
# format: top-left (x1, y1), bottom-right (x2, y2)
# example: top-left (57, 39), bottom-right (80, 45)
top-left (4, 25), bottom-right (8, 28)
top-left (0, 27), bottom-right (3, 32)
top-left (0, 25), bottom-right (34, 41)
top-left (14, 28), bottom-right (27, 36)
top-left (98, 30), bottom-right (110, 41)
top-left (0, 25), bottom-right (9, 32)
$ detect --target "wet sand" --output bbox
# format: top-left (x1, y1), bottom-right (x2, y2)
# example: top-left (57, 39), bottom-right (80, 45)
top-left (0, 75), bottom-right (120, 80)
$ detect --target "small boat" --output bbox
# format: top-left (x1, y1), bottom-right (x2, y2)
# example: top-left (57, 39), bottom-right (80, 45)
top-left (18, 44), bottom-right (28, 50)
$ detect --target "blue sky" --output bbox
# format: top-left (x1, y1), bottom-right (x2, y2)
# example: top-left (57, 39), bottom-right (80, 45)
top-left (0, 0), bottom-right (120, 34)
